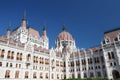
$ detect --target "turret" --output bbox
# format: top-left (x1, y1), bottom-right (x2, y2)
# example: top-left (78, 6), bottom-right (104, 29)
top-left (41, 24), bottom-right (49, 49)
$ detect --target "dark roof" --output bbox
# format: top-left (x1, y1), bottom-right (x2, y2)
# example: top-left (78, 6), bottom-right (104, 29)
top-left (104, 28), bottom-right (120, 34)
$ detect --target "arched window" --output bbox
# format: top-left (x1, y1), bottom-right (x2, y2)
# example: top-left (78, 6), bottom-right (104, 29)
top-left (15, 71), bottom-right (19, 78)
top-left (36, 57), bottom-right (38, 63)
top-left (0, 62), bottom-right (2, 66)
top-left (11, 51), bottom-right (14, 59)
top-left (42, 58), bottom-right (44, 64)
top-left (111, 52), bottom-right (115, 59)
top-left (46, 73), bottom-right (48, 79)
top-left (39, 57), bottom-right (42, 64)
top-left (97, 71), bottom-right (101, 77)
top-left (1, 49), bottom-right (5, 58)
top-left (78, 73), bottom-right (81, 78)
top-left (90, 58), bottom-right (92, 64)
top-left (27, 54), bottom-right (30, 61)
top-left (25, 71), bottom-right (28, 78)
top-left (84, 73), bottom-right (87, 78)
top-left (78, 60), bottom-right (80, 66)
top-left (20, 53), bottom-right (22, 60)
top-left (10, 63), bottom-right (12, 67)
top-left (88, 59), bottom-right (90, 64)
top-left (84, 59), bottom-right (86, 65)
top-left (97, 57), bottom-right (99, 63)
top-left (108, 52), bottom-right (111, 59)
top-left (16, 53), bottom-right (19, 60)
top-left (90, 72), bottom-right (94, 77)
top-left (82, 60), bottom-right (84, 65)
top-left (19, 64), bottom-right (21, 68)
top-left (33, 56), bottom-right (35, 63)
top-left (16, 64), bottom-right (18, 68)
top-left (57, 74), bottom-right (59, 79)
top-left (114, 62), bottom-right (116, 66)
top-left (6, 63), bottom-right (8, 67)
top-left (64, 62), bottom-right (66, 67)
top-left (5, 70), bottom-right (10, 78)
top-left (7, 51), bottom-right (11, 59)
top-left (101, 56), bottom-right (104, 62)
top-left (51, 73), bottom-right (54, 79)
top-left (33, 72), bottom-right (37, 78)
top-left (40, 73), bottom-right (43, 78)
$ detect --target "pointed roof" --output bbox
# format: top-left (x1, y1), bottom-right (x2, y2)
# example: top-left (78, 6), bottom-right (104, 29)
top-left (21, 11), bottom-right (27, 29)
top-left (42, 24), bottom-right (47, 37)
top-left (22, 10), bottom-right (26, 21)
top-left (7, 22), bottom-right (11, 31)
top-left (43, 25), bottom-right (46, 31)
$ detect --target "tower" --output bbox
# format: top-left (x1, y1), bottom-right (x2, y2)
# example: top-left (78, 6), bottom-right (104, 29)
top-left (19, 11), bottom-right (28, 43)
top-left (41, 24), bottom-right (49, 49)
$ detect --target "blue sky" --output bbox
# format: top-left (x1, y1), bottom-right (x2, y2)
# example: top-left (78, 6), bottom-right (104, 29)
top-left (0, 0), bottom-right (120, 49)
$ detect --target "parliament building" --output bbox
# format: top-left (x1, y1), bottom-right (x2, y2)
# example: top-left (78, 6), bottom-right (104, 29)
top-left (0, 13), bottom-right (120, 80)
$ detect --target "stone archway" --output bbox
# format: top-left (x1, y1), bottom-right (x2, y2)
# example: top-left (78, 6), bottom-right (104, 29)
top-left (112, 70), bottom-right (120, 79)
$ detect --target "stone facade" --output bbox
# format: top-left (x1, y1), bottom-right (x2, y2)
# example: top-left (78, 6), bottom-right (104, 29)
top-left (0, 13), bottom-right (119, 80)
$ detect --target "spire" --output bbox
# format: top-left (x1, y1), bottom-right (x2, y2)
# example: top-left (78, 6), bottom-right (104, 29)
top-left (7, 22), bottom-right (11, 31)
top-left (22, 10), bottom-right (26, 21)
top-left (6, 22), bottom-right (11, 39)
top-left (62, 24), bottom-right (66, 31)
top-left (43, 24), bottom-right (46, 31)
top-left (21, 11), bottom-right (26, 28)
top-left (43, 20), bottom-right (46, 31)
top-left (42, 24), bottom-right (47, 36)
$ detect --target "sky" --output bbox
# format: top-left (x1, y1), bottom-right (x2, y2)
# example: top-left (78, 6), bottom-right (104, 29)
top-left (0, 0), bottom-right (120, 49)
